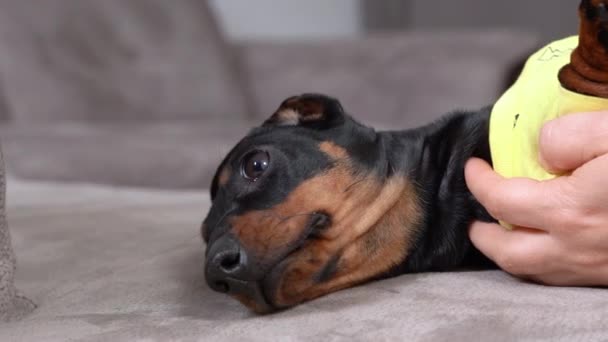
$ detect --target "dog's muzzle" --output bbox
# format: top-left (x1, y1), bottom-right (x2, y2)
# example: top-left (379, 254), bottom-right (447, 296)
top-left (205, 235), bottom-right (273, 312)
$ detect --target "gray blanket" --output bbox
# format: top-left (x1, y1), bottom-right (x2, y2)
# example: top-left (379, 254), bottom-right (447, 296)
top-left (1, 180), bottom-right (607, 341)
top-left (0, 146), bottom-right (34, 321)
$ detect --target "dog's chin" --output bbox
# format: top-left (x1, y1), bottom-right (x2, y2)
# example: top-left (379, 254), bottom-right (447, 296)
top-left (231, 281), bottom-right (277, 314)
top-left (254, 262), bottom-right (288, 314)
top-left (258, 255), bottom-right (309, 313)
top-left (227, 259), bottom-right (291, 314)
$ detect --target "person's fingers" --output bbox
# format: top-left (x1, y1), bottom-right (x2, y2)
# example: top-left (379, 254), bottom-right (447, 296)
top-left (469, 221), bottom-right (553, 276)
top-left (465, 158), bottom-right (561, 230)
top-left (539, 112), bottom-right (608, 173)
top-left (570, 153), bottom-right (608, 186)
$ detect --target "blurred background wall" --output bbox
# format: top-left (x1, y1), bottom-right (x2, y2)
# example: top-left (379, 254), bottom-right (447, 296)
top-left (212, 0), bottom-right (578, 42)
top-left (210, 0), bottom-right (361, 40)
top-left (0, 1), bottom-right (579, 189)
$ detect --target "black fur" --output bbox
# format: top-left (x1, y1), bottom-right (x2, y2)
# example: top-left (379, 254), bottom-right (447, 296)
top-left (203, 94), bottom-right (497, 311)
top-left (582, 0), bottom-right (598, 20)
top-left (380, 108), bottom-right (496, 276)
top-left (206, 95), bottom-right (495, 269)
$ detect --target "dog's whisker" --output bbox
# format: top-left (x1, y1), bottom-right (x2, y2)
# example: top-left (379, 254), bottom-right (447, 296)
top-left (343, 177), bottom-right (368, 193)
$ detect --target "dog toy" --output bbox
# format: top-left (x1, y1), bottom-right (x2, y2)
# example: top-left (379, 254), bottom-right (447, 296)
top-left (490, 0), bottom-right (608, 184)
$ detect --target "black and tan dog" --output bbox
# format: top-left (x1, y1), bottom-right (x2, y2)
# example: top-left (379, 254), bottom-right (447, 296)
top-left (203, 0), bottom-right (608, 313)
top-left (203, 96), bottom-right (494, 313)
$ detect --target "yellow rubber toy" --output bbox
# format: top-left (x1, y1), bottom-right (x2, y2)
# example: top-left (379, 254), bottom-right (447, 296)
top-left (490, 36), bottom-right (608, 228)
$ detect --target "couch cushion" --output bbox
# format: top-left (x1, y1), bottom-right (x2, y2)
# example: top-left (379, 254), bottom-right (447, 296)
top-left (2, 180), bottom-right (608, 341)
top-left (0, 0), bottom-right (252, 122)
top-left (241, 30), bottom-right (539, 128)
top-left (0, 147), bottom-right (35, 321)
top-left (0, 121), bottom-right (253, 189)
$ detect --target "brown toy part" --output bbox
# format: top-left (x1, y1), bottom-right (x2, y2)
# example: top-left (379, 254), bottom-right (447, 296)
top-left (559, 0), bottom-right (608, 97)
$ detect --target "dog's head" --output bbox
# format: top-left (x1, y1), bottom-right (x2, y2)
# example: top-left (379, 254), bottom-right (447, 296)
top-left (202, 94), bottom-right (421, 313)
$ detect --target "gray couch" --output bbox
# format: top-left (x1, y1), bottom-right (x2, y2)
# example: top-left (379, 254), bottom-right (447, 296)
top-left (2, 1), bottom-right (607, 341)
top-left (0, 2), bottom-right (536, 189)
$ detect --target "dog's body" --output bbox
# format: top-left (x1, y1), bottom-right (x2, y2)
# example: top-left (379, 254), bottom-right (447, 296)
top-left (369, 108), bottom-right (495, 274)
top-left (203, 0), bottom-right (608, 313)
top-left (203, 96), bottom-right (496, 313)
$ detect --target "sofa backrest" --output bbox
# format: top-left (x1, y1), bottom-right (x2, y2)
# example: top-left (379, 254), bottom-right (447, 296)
top-left (0, 88), bottom-right (9, 122)
top-left (241, 31), bottom-right (539, 128)
top-left (0, 145), bottom-right (35, 321)
top-left (0, 0), bottom-right (252, 122)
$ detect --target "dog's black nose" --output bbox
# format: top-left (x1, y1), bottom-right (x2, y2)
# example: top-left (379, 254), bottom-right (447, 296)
top-left (205, 235), bottom-right (274, 312)
top-left (205, 236), bottom-right (251, 293)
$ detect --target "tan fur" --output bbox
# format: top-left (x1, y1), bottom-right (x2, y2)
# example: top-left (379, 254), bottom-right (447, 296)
top-left (274, 109), bottom-right (300, 126)
top-left (229, 142), bottom-right (420, 309)
top-left (218, 166), bottom-right (231, 187)
top-left (273, 178), bottom-right (421, 307)
top-left (319, 141), bottom-right (349, 160)
top-left (579, 1), bottom-right (608, 73)
top-left (233, 294), bottom-right (262, 313)
top-left (268, 96), bottom-right (326, 125)
top-left (231, 141), bottom-right (350, 256)
top-left (230, 152), bottom-right (357, 258)
top-left (291, 97), bottom-right (324, 122)
top-left (301, 112), bottom-right (323, 122)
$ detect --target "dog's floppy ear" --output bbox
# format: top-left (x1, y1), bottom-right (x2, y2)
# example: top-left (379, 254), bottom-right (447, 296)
top-left (263, 93), bottom-right (346, 129)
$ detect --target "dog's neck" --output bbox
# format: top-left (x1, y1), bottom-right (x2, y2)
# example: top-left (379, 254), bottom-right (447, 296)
top-left (375, 108), bottom-right (495, 274)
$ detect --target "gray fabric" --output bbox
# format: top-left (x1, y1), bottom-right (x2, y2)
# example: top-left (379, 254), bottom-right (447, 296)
top-left (0, 31), bottom-right (538, 189)
top-left (0, 147), bottom-right (34, 322)
top-left (0, 85), bottom-right (10, 122)
top-left (241, 30), bottom-right (539, 128)
top-left (1, 180), bottom-right (607, 341)
top-left (0, 0), bottom-right (252, 122)
top-left (0, 2), bottom-right (599, 339)
top-left (361, 0), bottom-right (410, 31)
top-left (0, 121), bottom-right (253, 189)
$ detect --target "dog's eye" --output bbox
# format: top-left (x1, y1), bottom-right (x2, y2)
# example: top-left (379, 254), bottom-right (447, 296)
top-left (241, 151), bottom-right (270, 181)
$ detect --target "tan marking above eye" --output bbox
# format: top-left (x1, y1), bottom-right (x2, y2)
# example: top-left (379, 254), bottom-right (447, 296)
top-left (218, 166), bottom-right (231, 186)
top-left (230, 162), bottom-right (358, 258)
top-left (228, 150), bottom-right (421, 310)
top-left (319, 141), bottom-right (348, 160)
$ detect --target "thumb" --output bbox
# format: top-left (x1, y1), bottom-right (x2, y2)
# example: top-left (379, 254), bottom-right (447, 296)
top-left (539, 112), bottom-right (608, 173)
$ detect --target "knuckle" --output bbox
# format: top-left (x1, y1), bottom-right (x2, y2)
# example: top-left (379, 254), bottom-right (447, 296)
top-left (485, 194), bottom-right (506, 220)
top-left (496, 252), bottom-right (526, 275)
top-left (497, 244), bottom-right (544, 276)
top-left (486, 207), bottom-right (503, 222)
top-left (552, 182), bottom-right (598, 228)
top-left (483, 184), bottom-right (530, 222)
top-left (576, 206), bottom-right (601, 228)
top-left (554, 208), bottom-right (580, 230)
top-left (554, 205), bottom-right (596, 232)
top-left (573, 252), bottom-right (604, 269)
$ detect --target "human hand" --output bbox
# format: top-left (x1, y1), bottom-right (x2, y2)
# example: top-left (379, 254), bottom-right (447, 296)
top-left (465, 111), bottom-right (608, 286)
